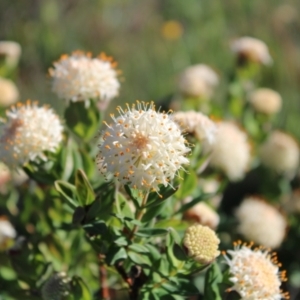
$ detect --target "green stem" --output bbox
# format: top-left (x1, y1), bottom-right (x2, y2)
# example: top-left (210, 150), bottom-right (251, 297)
top-left (128, 192), bottom-right (149, 240)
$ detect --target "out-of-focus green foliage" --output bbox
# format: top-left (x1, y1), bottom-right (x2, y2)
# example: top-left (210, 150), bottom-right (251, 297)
top-left (1, 0), bottom-right (300, 136)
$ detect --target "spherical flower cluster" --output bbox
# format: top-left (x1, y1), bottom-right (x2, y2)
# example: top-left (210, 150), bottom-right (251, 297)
top-left (208, 122), bottom-right (251, 181)
top-left (178, 64), bottom-right (219, 99)
top-left (260, 131), bottom-right (299, 177)
top-left (231, 36), bottom-right (273, 65)
top-left (0, 218), bottom-right (16, 246)
top-left (183, 201), bottom-right (220, 229)
top-left (224, 241), bottom-right (289, 300)
top-left (41, 272), bottom-right (71, 300)
top-left (235, 197), bottom-right (287, 249)
top-left (0, 41), bottom-right (21, 68)
top-left (183, 224), bottom-right (220, 264)
top-left (49, 51), bottom-right (120, 105)
top-left (249, 88), bottom-right (282, 115)
top-left (0, 78), bottom-right (19, 107)
top-left (172, 111), bottom-right (217, 145)
top-left (0, 101), bottom-right (63, 167)
top-left (96, 101), bottom-right (190, 192)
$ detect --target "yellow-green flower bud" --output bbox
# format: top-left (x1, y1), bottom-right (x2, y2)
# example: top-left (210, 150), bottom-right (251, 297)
top-left (183, 224), bottom-right (220, 264)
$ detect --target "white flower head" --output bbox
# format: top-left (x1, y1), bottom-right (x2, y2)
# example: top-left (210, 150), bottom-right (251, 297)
top-left (178, 64), bottom-right (219, 99)
top-left (183, 224), bottom-right (220, 264)
top-left (235, 197), bottom-right (287, 249)
top-left (0, 41), bottom-right (21, 68)
top-left (49, 51), bottom-right (120, 105)
top-left (231, 36), bottom-right (273, 65)
top-left (260, 131), bottom-right (299, 177)
top-left (0, 218), bottom-right (16, 245)
top-left (208, 121), bottom-right (251, 181)
top-left (0, 101), bottom-right (63, 167)
top-left (224, 241), bottom-right (289, 300)
top-left (172, 111), bottom-right (217, 145)
top-left (249, 88), bottom-right (282, 115)
top-left (0, 77), bottom-right (19, 107)
top-left (96, 101), bottom-right (190, 193)
top-left (183, 201), bottom-right (220, 229)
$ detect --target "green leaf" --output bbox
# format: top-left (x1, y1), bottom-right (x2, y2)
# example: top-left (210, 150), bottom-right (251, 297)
top-left (142, 200), bottom-right (167, 223)
top-left (146, 185), bottom-right (178, 208)
top-left (72, 206), bottom-right (86, 225)
top-left (75, 169), bottom-right (95, 206)
top-left (64, 101), bottom-right (102, 141)
top-left (105, 246), bottom-right (127, 265)
top-left (54, 180), bottom-right (78, 209)
top-left (116, 191), bottom-right (135, 219)
top-left (82, 220), bottom-right (107, 236)
top-left (124, 185), bottom-right (143, 208)
top-left (128, 243), bottom-right (150, 254)
top-left (176, 169), bottom-right (197, 199)
top-left (135, 228), bottom-right (169, 238)
top-left (70, 276), bottom-right (92, 300)
top-left (128, 251), bottom-right (152, 266)
top-left (204, 262), bottom-right (223, 300)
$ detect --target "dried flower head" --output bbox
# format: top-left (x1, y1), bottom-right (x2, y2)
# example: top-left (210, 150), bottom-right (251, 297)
top-left (178, 64), bottom-right (219, 99)
top-left (260, 131), bottom-right (299, 177)
top-left (224, 241), bottom-right (289, 300)
top-left (41, 272), bottom-right (71, 300)
top-left (0, 101), bottom-right (63, 167)
top-left (0, 78), bottom-right (19, 107)
top-left (249, 88), bottom-right (282, 115)
top-left (231, 36), bottom-right (272, 65)
top-left (96, 101), bottom-right (190, 192)
top-left (183, 201), bottom-right (220, 229)
top-left (183, 224), bottom-right (220, 264)
top-left (49, 51), bottom-right (120, 105)
top-left (172, 111), bottom-right (217, 145)
top-left (208, 122), bottom-right (251, 181)
top-left (0, 218), bottom-right (16, 246)
top-left (0, 41), bottom-right (21, 68)
top-left (235, 197), bottom-right (287, 249)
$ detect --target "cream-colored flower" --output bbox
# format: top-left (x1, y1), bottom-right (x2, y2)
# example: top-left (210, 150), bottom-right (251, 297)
top-left (208, 122), bottom-right (251, 181)
top-left (260, 131), bottom-right (299, 177)
top-left (0, 218), bottom-right (16, 245)
top-left (0, 77), bottom-right (19, 107)
top-left (41, 272), bottom-right (71, 300)
top-left (249, 88), bottom-right (282, 115)
top-left (183, 224), bottom-right (220, 264)
top-left (0, 41), bottom-right (21, 68)
top-left (183, 201), bottom-right (220, 229)
top-left (224, 241), bottom-right (289, 300)
top-left (0, 101), bottom-right (63, 167)
top-left (231, 36), bottom-right (272, 65)
top-left (172, 111), bottom-right (217, 145)
top-left (49, 51), bottom-right (120, 105)
top-left (235, 197), bottom-right (286, 249)
top-left (178, 64), bottom-right (219, 99)
top-left (96, 101), bottom-right (190, 192)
